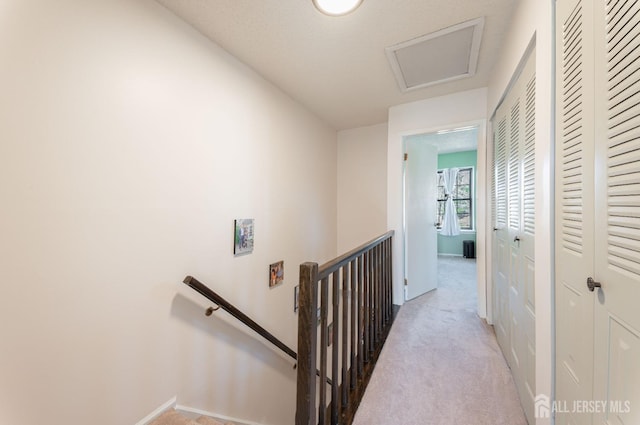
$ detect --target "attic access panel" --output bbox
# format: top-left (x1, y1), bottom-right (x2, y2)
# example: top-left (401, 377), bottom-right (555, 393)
top-left (386, 17), bottom-right (485, 92)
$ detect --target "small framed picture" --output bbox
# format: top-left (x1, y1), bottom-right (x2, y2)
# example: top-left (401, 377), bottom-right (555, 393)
top-left (294, 285), bottom-right (300, 313)
top-left (234, 219), bottom-right (254, 256)
top-left (269, 260), bottom-right (284, 288)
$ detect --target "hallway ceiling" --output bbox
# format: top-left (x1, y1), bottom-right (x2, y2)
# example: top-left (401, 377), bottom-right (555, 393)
top-left (157, 0), bottom-right (518, 130)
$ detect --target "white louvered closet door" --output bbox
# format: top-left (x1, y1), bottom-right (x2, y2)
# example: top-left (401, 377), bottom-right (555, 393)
top-left (555, 1), bottom-right (596, 424)
top-left (518, 61), bottom-right (536, 424)
top-left (491, 48), bottom-right (536, 424)
top-left (557, 0), bottom-right (640, 423)
top-left (493, 113), bottom-right (510, 357)
top-left (593, 0), bottom-right (640, 423)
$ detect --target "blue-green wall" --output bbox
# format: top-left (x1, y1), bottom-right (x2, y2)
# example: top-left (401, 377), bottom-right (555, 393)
top-left (437, 150), bottom-right (477, 256)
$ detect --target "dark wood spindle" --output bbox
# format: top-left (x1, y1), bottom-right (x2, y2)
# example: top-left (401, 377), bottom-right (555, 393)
top-left (341, 264), bottom-right (349, 406)
top-left (357, 254), bottom-right (364, 376)
top-left (376, 245), bottom-right (384, 344)
top-left (331, 270), bottom-right (340, 424)
top-left (350, 258), bottom-right (357, 390)
top-left (363, 250), bottom-right (370, 363)
top-left (319, 277), bottom-right (329, 425)
top-left (373, 248), bottom-right (377, 345)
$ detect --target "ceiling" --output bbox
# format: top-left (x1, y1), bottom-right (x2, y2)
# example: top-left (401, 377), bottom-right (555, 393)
top-left (157, 0), bottom-right (518, 130)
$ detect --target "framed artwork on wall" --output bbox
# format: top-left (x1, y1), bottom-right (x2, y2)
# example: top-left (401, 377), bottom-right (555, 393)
top-left (234, 219), bottom-right (254, 256)
top-left (269, 260), bottom-right (284, 288)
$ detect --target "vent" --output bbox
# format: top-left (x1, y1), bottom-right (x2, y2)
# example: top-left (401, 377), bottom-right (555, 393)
top-left (386, 17), bottom-right (485, 92)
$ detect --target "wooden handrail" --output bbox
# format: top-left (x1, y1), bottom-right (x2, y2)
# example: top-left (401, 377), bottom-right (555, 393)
top-left (183, 275), bottom-right (332, 386)
top-left (318, 230), bottom-right (394, 279)
top-left (183, 275), bottom-right (297, 360)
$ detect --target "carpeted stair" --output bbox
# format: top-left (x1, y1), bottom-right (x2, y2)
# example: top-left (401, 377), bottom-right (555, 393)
top-left (149, 409), bottom-right (236, 425)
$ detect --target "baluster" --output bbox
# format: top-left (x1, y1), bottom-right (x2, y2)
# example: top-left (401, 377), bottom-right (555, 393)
top-left (384, 240), bottom-right (390, 323)
top-left (350, 258), bottom-right (357, 390)
top-left (363, 250), bottom-right (370, 363)
top-left (319, 277), bottom-right (329, 425)
top-left (381, 242), bottom-right (387, 325)
top-left (331, 270), bottom-right (340, 425)
top-left (368, 248), bottom-right (374, 355)
top-left (341, 264), bottom-right (349, 407)
top-left (388, 239), bottom-right (392, 320)
top-left (375, 244), bottom-right (381, 342)
top-left (358, 254), bottom-right (364, 374)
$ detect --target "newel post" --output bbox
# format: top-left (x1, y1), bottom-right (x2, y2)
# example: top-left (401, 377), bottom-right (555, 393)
top-left (295, 262), bottom-right (319, 425)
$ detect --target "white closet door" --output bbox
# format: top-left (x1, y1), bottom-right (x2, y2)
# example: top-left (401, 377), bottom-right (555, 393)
top-left (508, 94), bottom-right (523, 376)
top-left (555, 1), bottom-right (596, 424)
top-left (518, 59), bottom-right (537, 424)
top-left (593, 0), bottom-right (640, 423)
top-left (492, 48), bottom-right (536, 423)
top-left (493, 114), bottom-right (511, 357)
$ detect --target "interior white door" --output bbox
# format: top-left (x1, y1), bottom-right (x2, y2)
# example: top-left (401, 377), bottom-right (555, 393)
top-left (593, 0), bottom-right (640, 422)
top-left (518, 62), bottom-right (537, 424)
top-left (404, 139), bottom-right (438, 300)
top-left (492, 49), bottom-right (536, 424)
top-left (555, 1), bottom-right (596, 424)
top-left (493, 114), bottom-right (511, 356)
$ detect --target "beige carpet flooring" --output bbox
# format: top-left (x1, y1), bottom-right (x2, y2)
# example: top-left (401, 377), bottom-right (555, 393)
top-left (352, 256), bottom-right (527, 425)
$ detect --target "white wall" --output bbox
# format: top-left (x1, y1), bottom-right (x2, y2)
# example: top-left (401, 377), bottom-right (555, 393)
top-left (337, 123), bottom-right (388, 253)
top-left (486, 1), bottom-right (554, 423)
top-left (0, 1), bottom-right (337, 424)
top-left (387, 88), bottom-right (488, 307)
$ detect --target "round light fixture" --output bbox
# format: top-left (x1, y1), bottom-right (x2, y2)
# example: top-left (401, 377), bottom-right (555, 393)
top-left (312, 0), bottom-right (363, 16)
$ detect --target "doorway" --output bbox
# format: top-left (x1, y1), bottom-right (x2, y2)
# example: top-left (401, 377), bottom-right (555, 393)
top-left (403, 124), bottom-right (481, 306)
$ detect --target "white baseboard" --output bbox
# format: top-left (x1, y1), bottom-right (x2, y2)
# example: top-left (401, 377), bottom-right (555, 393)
top-left (176, 404), bottom-right (262, 425)
top-left (135, 396), bottom-right (177, 425)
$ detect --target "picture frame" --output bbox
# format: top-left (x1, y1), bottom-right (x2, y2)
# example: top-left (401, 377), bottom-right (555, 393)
top-left (269, 260), bottom-right (284, 288)
top-left (234, 219), bottom-right (254, 256)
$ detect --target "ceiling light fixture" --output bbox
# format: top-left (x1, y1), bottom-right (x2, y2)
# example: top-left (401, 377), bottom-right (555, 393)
top-left (312, 0), bottom-right (363, 16)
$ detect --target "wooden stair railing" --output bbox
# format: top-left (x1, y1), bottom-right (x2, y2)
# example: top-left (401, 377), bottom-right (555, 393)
top-left (182, 276), bottom-right (332, 385)
top-left (296, 231), bottom-right (395, 425)
top-left (183, 275), bottom-right (298, 360)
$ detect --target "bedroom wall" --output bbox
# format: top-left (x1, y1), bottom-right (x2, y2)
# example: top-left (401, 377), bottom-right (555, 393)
top-left (437, 150), bottom-right (478, 256)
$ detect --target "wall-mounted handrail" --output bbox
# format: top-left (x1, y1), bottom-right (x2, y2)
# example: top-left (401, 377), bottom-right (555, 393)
top-left (183, 275), bottom-right (297, 360)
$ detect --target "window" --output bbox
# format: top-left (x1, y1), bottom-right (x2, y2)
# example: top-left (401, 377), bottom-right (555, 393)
top-left (436, 167), bottom-right (473, 230)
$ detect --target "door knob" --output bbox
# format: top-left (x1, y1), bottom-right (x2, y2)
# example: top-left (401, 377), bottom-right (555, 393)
top-left (514, 236), bottom-right (521, 242)
top-left (493, 227), bottom-right (498, 231)
top-left (587, 277), bottom-right (601, 292)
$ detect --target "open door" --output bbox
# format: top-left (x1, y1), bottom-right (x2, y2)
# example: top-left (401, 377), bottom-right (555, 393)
top-left (404, 139), bottom-right (438, 300)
